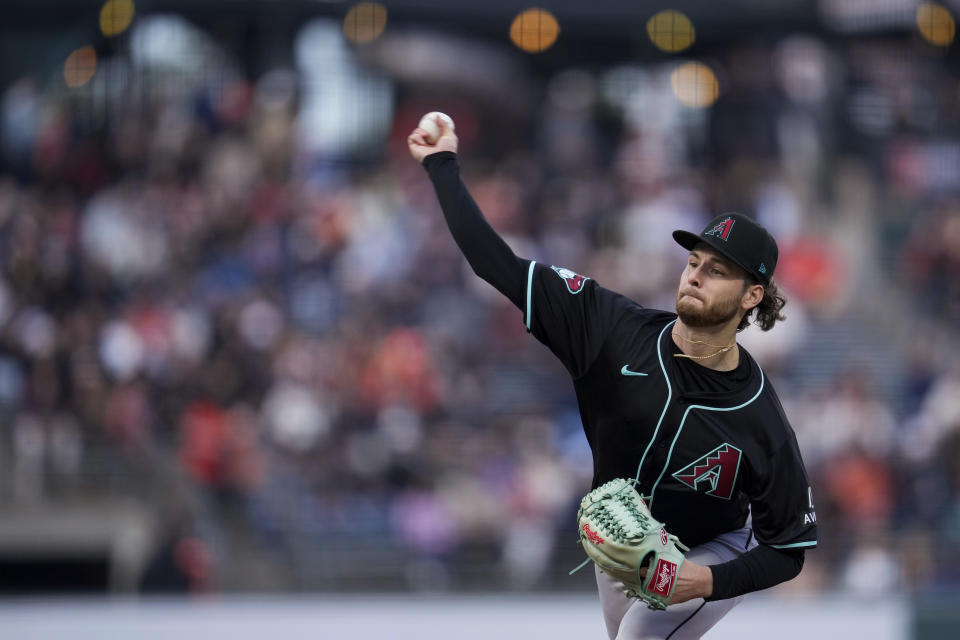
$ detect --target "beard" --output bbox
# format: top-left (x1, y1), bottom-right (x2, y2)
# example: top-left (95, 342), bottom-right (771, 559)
top-left (675, 289), bottom-right (742, 328)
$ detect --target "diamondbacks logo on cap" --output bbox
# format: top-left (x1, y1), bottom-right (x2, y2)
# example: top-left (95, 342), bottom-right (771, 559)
top-left (758, 263), bottom-right (767, 275)
top-left (704, 216), bottom-right (735, 241)
top-left (550, 265), bottom-right (589, 294)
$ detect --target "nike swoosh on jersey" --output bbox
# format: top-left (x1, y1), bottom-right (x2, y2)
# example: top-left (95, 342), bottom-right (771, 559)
top-left (620, 365), bottom-right (648, 377)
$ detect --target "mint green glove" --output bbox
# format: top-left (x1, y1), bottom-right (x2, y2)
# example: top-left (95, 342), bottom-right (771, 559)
top-left (577, 478), bottom-right (689, 611)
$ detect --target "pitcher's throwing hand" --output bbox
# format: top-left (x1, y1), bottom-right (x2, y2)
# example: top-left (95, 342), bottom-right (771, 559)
top-left (408, 112), bottom-right (458, 163)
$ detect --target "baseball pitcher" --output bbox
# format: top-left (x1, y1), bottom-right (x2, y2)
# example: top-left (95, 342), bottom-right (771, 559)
top-left (408, 115), bottom-right (817, 640)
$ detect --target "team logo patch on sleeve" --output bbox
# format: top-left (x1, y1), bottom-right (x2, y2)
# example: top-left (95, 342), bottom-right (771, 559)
top-left (550, 265), bottom-right (590, 294)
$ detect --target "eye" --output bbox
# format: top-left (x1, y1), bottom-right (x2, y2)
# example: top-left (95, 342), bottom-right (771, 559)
top-left (711, 268), bottom-right (723, 276)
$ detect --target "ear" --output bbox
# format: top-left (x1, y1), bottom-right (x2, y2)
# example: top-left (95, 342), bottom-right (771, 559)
top-left (741, 283), bottom-right (764, 312)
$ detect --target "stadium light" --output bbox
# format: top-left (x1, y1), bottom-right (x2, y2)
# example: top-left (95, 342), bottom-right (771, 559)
top-left (647, 10), bottom-right (695, 53)
top-left (100, 0), bottom-right (135, 38)
top-left (343, 2), bottom-right (387, 44)
top-left (510, 8), bottom-right (560, 53)
top-left (64, 46), bottom-right (97, 88)
top-left (917, 2), bottom-right (955, 46)
top-left (670, 61), bottom-right (718, 108)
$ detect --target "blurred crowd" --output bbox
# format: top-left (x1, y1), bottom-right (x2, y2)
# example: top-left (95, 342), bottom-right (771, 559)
top-left (0, 16), bottom-right (959, 597)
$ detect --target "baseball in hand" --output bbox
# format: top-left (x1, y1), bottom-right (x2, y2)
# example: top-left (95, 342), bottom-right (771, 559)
top-left (417, 111), bottom-right (455, 143)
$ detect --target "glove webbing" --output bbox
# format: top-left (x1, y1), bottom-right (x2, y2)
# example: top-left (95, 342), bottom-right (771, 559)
top-left (569, 479), bottom-right (652, 576)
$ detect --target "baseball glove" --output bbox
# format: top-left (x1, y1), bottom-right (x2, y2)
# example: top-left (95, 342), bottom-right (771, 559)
top-left (577, 478), bottom-right (689, 610)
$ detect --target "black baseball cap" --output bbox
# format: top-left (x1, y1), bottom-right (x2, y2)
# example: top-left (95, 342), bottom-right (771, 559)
top-left (672, 213), bottom-right (778, 285)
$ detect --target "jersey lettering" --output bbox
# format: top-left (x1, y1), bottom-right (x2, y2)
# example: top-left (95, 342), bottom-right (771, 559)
top-left (804, 486), bottom-right (817, 524)
top-left (672, 443), bottom-right (742, 500)
top-left (549, 265), bottom-right (589, 294)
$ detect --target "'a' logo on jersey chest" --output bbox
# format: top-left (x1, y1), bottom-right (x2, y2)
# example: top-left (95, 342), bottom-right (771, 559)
top-left (672, 443), bottom-right (743, 500)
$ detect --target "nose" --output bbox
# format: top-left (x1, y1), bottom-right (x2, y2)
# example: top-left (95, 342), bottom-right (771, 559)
top-left (686, 264), bottom-right (702, 288)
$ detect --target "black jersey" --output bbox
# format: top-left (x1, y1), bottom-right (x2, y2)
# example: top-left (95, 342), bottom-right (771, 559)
top-left (523, 261), bottom-right (818, 551)
top-left (422, 151), bottom-right (813, 598)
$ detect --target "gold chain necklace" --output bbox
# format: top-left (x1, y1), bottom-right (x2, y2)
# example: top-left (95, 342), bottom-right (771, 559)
top-left (672, 331), bottom-right (736, 360)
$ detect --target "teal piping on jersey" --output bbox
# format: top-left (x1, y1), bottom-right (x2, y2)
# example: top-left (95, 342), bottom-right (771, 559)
top-left (770, 540), bottom-right (817, 549)
top-left (633, 320), bottom-right (677, 488)
top-left (647, 366), bottom-right (765, 510)
top-left (525, 261), bottom-right (536, 331)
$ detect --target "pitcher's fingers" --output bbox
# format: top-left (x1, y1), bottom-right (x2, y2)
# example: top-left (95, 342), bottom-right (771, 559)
top-left (408, 131), bottom-right (427, 146)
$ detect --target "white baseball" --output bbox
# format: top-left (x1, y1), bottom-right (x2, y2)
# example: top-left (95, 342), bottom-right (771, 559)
top-left (417, 111), bottom-right (454, 143)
